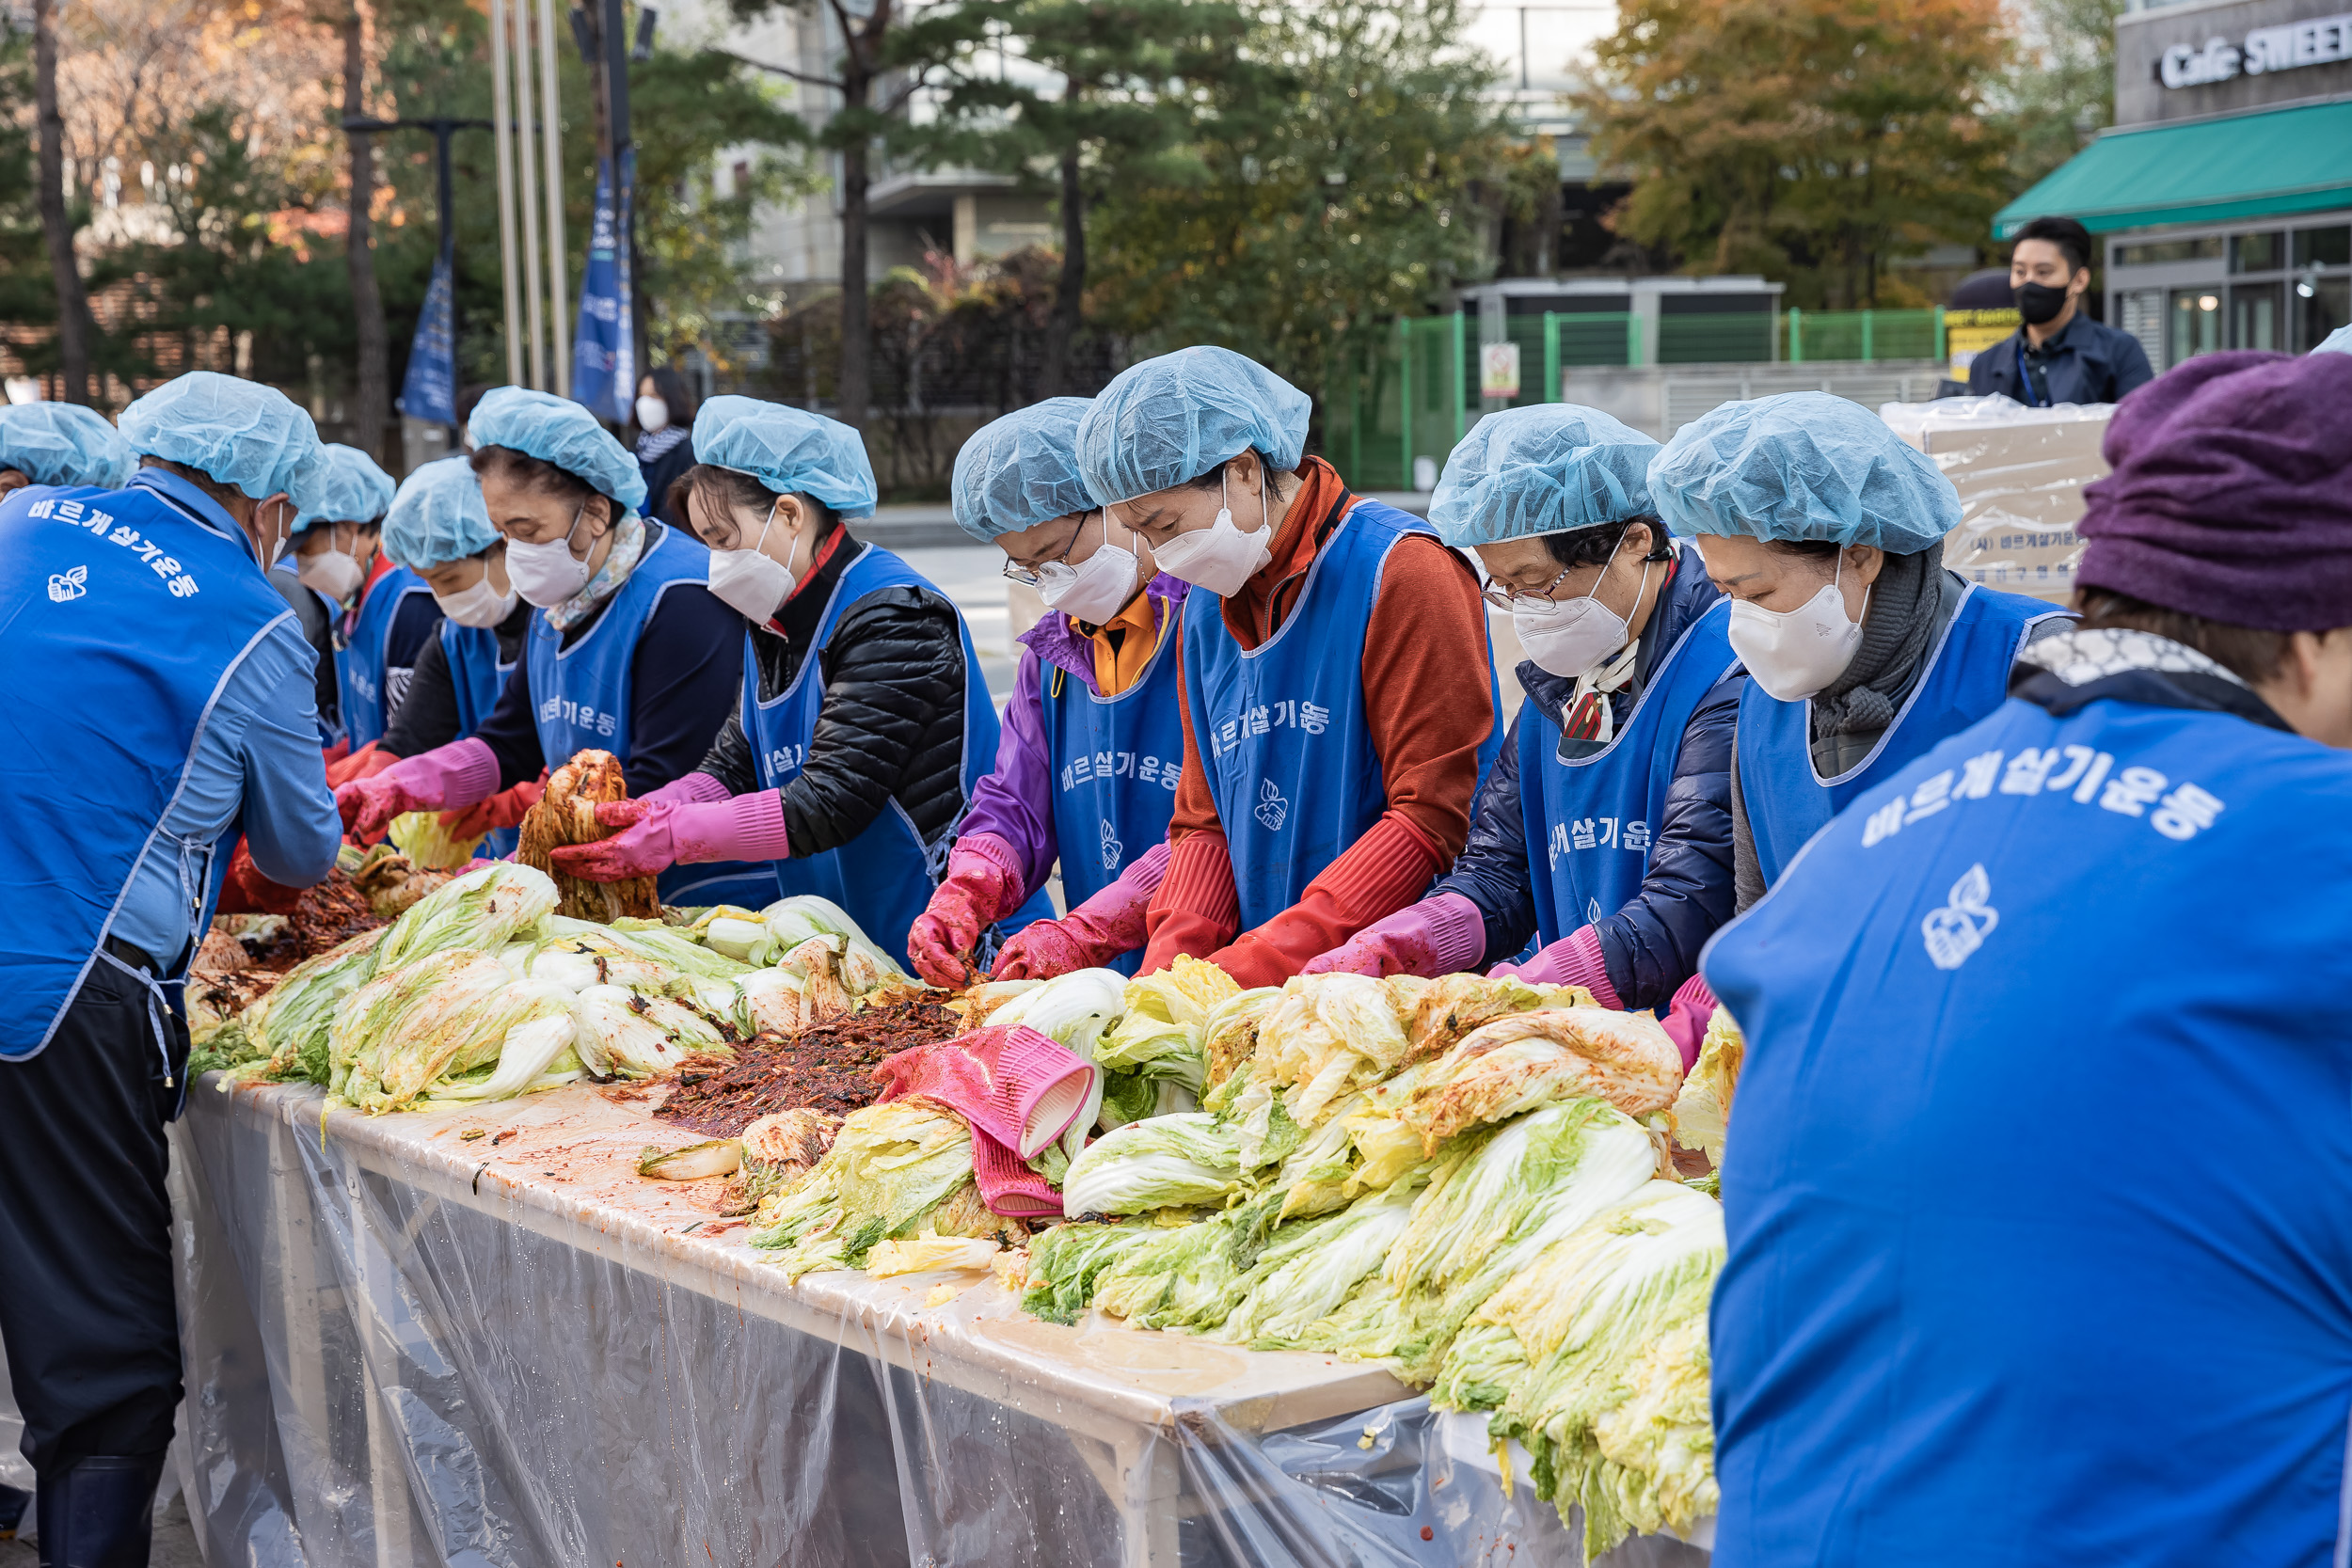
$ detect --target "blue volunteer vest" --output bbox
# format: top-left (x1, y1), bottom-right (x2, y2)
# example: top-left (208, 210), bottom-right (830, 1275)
top-left (1183, 499), bottom-right (1503, 931)
top-left (1035, 610), bottom-right (1187, 975)
top-left (337, 563), bottom-right (433, 748)
top-left (525, 521), bottom-right (772, 909)
top-left (1522, 580), bottom-right (1737, 946)
top-left (1703, 692), bottom-right (2352, 1568)
top-left (443, 617), bottom-right (521, 860)
top-left (1737, 584), bottom-right (2060, 886)
top-left (0, 480), bottom-right (297, 1056)
top-left (744, 542), bottom-right (1054, 970)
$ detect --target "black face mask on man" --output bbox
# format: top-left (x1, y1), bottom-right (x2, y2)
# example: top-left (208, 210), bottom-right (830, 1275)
top-left (2015, 279), bottom-right (2071, 326)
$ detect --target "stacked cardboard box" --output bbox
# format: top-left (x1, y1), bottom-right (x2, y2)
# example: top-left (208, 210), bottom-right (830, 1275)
top-left (1881, 396), bottom-right (2113, 607)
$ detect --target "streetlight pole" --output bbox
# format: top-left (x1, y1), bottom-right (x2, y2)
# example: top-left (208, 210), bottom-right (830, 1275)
top-left (344, 116), bottom-right (490, 434)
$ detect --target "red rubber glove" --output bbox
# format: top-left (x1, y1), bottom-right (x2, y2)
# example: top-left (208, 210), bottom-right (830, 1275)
top-left (324, 740), bottom-right (399, 788)
top-left (213, 839), bottom-right (304, 915)
top-left (908, 835), bottom-right (1025, 988)
top-left (550, 791), bottom-right (791, 882)
top-left (993, 841), bottom-right (1170, 980)
top-left (438, 775), bottom-right (547, 840)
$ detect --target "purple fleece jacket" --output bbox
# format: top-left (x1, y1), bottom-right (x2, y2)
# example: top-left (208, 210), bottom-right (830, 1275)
top-left (958, 574), bottom-right (1189, 900)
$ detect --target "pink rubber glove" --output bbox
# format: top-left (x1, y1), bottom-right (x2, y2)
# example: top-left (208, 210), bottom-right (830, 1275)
top-left (993, 840), bottom-right (1169, 980)
top-left (1661, 973), bottom-right (1718, 1072)
top-left (336, 737), bottom-right (500, 845)
top-left (908, 835), bottom-right (1025, 988)
top-left (1489, 923), bottom-right (1625, 1009)
top-left (1301, 891), bottom-right (1487, 977)
top-left (549, 787), bottom-right (791, 881)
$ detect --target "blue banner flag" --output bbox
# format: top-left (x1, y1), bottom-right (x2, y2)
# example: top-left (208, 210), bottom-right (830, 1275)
top-left (570, 151), bottom-right (637, 421)
top-left (397, 252), bottom-right (458, 426)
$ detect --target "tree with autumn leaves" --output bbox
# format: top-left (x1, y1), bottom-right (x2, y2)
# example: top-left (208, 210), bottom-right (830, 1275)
top-left (1579, 0), bottom-right (2015, 308)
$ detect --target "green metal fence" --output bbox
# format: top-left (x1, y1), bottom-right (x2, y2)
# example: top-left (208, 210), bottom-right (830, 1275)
top-left (1325, 307), bottom-right (1952, 493)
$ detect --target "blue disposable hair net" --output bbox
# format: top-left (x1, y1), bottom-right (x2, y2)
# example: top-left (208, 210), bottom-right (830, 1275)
top-left (690, 395), bottom-right (877, 519)
top-left (469, 386), bottom-right (648, 513)
top-left (118, 371), bottom-right (325, 501)
top-left (1648, 391), bottom-right (1961, 552)
top-left (0, 403), bottom-right (135, 489)
top-left (2312, 325), bottom-right (2352, 356)
top-left (382, 457), bottom-right (498, 569)
top-left (293, 443), bottom-right (396, 531)
top-left (1427, 404), bottom-right (1661, 548)
top-left (950, 398), bottom-right (1094, 542)
top-left (1075, 345), bottom-right (1311, 505)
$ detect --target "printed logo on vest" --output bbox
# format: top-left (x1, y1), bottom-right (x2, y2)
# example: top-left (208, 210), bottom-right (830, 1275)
top-left (47, 564), bottom-right (87, 603)
top-left (1253, 778), bottom-right (1288, 832)
top-left (1099, 818), bottom-right (1122, 872)
top-left (1922, 863), bottom-right (1997, 970)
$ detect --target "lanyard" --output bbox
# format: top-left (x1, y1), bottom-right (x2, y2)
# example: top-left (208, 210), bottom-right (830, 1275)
top-left (2016, 336), bottom-right (2049, 408)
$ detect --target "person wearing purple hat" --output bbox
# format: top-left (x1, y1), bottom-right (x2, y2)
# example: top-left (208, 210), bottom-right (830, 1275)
top-left (1698, 348), bottom-right (2352, 1568)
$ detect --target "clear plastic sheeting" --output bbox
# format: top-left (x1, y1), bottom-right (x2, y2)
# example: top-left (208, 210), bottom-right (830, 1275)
top-left (169, 1077), bottom-right (1710, 1566)
top-left (1880, 393), bottom-right (2115, 606)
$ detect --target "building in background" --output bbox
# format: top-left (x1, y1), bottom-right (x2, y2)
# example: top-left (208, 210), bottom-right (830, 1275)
top-left (1995, 0), bottom-right (2352, 368)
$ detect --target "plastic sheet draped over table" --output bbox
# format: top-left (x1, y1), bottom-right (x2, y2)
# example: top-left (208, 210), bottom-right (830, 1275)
top-left (168, 1077), bottom-right (1710, 1568)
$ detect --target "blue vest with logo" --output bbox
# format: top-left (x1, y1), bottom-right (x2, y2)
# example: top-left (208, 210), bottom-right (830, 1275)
top-left (337, 564), bottom-right (433, 748)
top-left (443, 617), bottom-right (521, 860)
top-left (0, 480), bottom-right (294, 1056)
top-left (744, 542), bottom-right (1054, 969)
top-left (1183, 499), bottom-right (1503, 931)
top-left (1737, 584), bottom-right (2060, 886)
top-left (524, 521), bottom-right (771, 909)
top-left (1522, 584), bottom-right (1738, 946)
top-left (1035, 610), bottom-right (1187, 975)
top-left (1703, 691), bottom-right (2352, 1568)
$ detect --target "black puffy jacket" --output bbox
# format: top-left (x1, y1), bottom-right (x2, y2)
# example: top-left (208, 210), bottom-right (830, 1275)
top-left (1432, 550), bottom-right (1741, 1008)
top-left (695, 531), bottom-right (977, 857)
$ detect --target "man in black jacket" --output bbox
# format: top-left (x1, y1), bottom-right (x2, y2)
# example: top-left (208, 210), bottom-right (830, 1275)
top-left (1967, 215), bottom-right (2154, 406)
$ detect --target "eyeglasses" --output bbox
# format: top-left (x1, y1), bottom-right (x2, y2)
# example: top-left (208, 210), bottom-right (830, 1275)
top-left (1479, 566), bottom-right (1576, 610)
top-left (1001, 511), bottom-right (1100, 587)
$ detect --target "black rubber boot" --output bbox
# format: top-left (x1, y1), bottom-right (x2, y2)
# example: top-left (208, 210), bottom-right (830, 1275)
top-left (34, 1453), bottom-right (164, 1568)
top-left (0, 1482), bottom-right (28, 1538)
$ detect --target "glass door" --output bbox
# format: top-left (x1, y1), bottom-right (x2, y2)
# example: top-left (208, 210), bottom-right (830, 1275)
top-left (2228, 282), bottom-right (2284, 350)
top-left (2169, 288), bottom-right (2222, 365)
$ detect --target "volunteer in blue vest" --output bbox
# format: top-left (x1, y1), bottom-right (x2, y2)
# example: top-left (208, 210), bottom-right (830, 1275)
top-left (335, 388), bottom-right (764, 906)
top-left (904, 397), bottom-right (1188, 986)
top-left (547, 396), bottom-right (1055, 964)
top-left (291, 443), bottom-right (434, 750)
top-left (1653, 391), bottom-right (2066, 917)
top-left (0, 371), bottom-right (342, 1566)
top-left (1303, 404), bottom-right (1739, 1057)
top-left (0, 400), bottom-right (134, 494)
top-left (376, 458), bottom-right (540, 857)
top-left (1073, 347), bottom-right (1501, 987)
top-left (1705, 349), bottom-right (2352, 1567)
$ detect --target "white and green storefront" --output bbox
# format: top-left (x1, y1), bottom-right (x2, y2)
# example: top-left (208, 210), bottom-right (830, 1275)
top-left (1996, 0), bottom-right (2352, 366)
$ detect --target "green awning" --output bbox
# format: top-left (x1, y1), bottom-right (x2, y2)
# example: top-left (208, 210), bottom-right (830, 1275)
top-left (1993, 99), bottom-right (2352, 238)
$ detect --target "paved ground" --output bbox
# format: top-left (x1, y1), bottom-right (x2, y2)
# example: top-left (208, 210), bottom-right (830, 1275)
top-left (0, 1490), bottom-right (205, 1567)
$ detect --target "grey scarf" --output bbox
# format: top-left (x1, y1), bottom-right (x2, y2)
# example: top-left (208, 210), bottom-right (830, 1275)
top-left (1811, 542), bottom-right (1947, 741)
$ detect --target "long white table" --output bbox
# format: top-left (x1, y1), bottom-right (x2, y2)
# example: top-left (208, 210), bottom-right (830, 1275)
top-left (169, 1074), bottom-right (1707, 1568)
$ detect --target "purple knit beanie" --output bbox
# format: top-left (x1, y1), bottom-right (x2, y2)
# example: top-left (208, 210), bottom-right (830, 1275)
top-left (2077, 350), bottom-right (2352, 632)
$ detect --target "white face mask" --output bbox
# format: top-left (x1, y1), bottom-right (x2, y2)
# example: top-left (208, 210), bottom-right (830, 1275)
top-left (297, 539), bottom-right (368, 604)
top-left (635, 395), bottom-right (670, 434)
top-left (1148, 467), bottom-right (1272, 597)
top-left (435, 568), bottom-right (517, 629)
top-left (1726, 557), bottom-right (1867, 702)
top-left (1034, 512), bottom-right (1139, 626)
top-left (706, 498), bottom-right (801, 623)
top-left (506, 499), bottom-right (598, 608)
top-left (1511, 534), bottom-right (1652, 679)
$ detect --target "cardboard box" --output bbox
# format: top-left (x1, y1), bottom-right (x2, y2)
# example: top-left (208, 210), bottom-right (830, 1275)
top-left (1881, 396), bottom-right (2113, 606)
